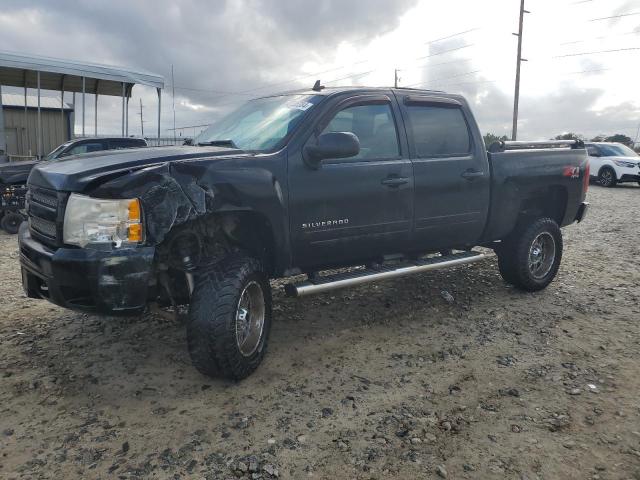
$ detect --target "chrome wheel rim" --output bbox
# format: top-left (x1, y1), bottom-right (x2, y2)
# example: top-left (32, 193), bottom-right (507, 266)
top-left (600, 170), bottom-right (613, 186)
top-left (235, 281), bottom-right (265, 357)
top-left (528, 232), bottom-right (556, 280)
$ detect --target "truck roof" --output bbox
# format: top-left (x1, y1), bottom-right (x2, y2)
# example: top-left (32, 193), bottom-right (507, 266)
top-left (257, 85), bottom-right (464, 102)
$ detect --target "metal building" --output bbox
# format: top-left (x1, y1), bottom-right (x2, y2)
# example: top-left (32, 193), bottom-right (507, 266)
top-left (0, 50), bottom-right (164, 160)
top-left (1, 93), bottom-right (73, 160)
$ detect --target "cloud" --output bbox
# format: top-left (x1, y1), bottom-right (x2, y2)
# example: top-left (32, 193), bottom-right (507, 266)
top-left (0, 0), bottom-right (418, 134)
top-left (0, 0), bottom-right (637, 142)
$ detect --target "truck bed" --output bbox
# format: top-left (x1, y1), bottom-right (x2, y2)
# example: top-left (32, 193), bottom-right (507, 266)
top-left (483, 140), bottom-right (589, 242)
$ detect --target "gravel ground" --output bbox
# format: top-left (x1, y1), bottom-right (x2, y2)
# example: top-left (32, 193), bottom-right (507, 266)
top-left (1, 184), bottom-right (639, 480)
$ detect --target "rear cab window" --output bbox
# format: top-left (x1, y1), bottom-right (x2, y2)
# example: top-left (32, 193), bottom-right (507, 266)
top-left (404, 101), bottom-right (472, 158)
top-left (109, 139), bottom-right (146, 150)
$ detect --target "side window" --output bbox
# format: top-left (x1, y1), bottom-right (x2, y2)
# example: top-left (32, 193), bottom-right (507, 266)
top-left (110, 140), bottom-right (142, 150)
top-left (322, 103), bottom-right (399, 160)
top-left (406, 105), bottom-right (471, 157)
top-left (66, 142), bottom-right (105, 156)
top-left (586, 146), bottom-right (599, 157)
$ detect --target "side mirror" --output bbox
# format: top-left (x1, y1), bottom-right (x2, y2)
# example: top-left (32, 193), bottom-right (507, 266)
top-left (304, 132), bottom-right (360, 168)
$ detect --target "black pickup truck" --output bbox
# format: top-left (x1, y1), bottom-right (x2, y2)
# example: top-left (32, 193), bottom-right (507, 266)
top-left (19, 86), bottom-right (589, 379)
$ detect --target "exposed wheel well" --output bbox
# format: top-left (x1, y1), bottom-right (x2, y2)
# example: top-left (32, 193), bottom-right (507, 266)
top-left (153, 211), bottom-right (277, 307)
top-left (157, 211), bottom-right (277, 275)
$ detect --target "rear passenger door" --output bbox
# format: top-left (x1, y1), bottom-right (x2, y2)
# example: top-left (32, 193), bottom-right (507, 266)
top-left (398, 94), bottom-right (490, 250)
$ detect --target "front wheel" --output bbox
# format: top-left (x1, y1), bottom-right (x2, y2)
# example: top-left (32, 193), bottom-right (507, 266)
top-left (496, 217), bottom-right (563, 292)
top-left (598, 167), bottom-right (617, 187)
top-left (187, 253), bottom-right (272, 380)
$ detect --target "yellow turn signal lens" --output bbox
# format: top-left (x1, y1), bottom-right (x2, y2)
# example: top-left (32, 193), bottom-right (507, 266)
top-left (128, 199), bottom-right (141, 222)
top-left (127, 199), bottom-right (142, 242)
top-left (128, 223), bottom-right (143, 242)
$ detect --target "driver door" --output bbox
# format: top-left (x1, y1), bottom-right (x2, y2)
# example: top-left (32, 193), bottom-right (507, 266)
top-left (288, 93), bottom-right (413, 269)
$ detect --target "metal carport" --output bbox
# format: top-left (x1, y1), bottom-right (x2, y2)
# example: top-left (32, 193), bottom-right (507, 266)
top-left (0, 50), bottom-right (165, 159)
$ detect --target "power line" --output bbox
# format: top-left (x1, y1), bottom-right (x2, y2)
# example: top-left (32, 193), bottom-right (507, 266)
top-left (167, 84), bottom-right (255, 96)
top-left (398, 56), bottom-right (474, 73)
top-left (567, 67), bottom-right (611, 74)
top-left (559, 30), bottom-right (639, 45)
top-left (554, 47), bottom-right (640, 57)
top-left (322, 43), bottom-right (476, 86)
top-left (589, 12), bottom-right (640, 21)
top-left (235, 27), bottom-right (481, 95)
top-left (165, 27), bottom-right (482, 102)
top-left (403, 69), bottom-right (482, 88)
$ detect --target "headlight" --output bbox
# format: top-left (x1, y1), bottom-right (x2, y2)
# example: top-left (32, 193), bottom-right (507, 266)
top-left (612, 159), bottom-right (636, 168)
top-left (63, 193), bottom-right (143, 247)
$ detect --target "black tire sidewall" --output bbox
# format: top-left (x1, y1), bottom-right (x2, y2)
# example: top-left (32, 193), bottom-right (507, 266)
top-left (598, 167), bottom-right (616, 187)
top-left (512, 218), bottom-right (563, 291)
top-left (187, 254), bottom-right (272, 380)
top-left (1, 213), bottom-right (24, 234)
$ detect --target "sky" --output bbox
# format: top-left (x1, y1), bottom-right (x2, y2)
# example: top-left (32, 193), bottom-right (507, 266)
top-left (1, 0), bottom-right (639, 142)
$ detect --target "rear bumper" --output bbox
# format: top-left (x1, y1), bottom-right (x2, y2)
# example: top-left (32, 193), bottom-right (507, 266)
top-left (575, 201), bottom-right (589, 223)
top-left (19, 222), bottom-right (155, 315)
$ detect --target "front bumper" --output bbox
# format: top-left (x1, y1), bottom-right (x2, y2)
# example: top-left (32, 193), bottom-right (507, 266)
top-left (19, 222), bottom-right (155, 315)
top-left (619, 173), bottom-right (640, 183)
top-left (575, 201), bottom-right (589, 223)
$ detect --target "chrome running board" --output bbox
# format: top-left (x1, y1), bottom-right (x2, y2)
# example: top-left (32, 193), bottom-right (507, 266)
top-left (284, 251), bottom-right (484, 297)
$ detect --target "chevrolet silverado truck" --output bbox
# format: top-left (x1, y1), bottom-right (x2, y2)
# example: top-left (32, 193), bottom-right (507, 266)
top-left (19, 85), bottom-right (589, 380)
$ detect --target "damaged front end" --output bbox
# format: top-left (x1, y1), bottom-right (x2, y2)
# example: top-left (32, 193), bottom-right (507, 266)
top-left (20, 222), bottom-right (155, 314)
top-left (20, 150), bottom-right (288, 315)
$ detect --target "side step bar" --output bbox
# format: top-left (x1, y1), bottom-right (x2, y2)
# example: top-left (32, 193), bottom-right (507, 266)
top-left (284, 251), bottom-right (484, 298)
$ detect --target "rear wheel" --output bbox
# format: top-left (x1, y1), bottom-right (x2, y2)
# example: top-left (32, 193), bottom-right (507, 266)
top-left (598, 167), bottom-right (617, 187)
top-left (496, 217), bottom-right (563, 292)
top-left (186, 253), bottom-right (272, 380)
top-left (1, 212), bottom-right (24, 234)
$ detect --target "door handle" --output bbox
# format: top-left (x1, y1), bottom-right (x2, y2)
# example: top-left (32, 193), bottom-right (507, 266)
top-left (461, 169), bottom-right (484, 180)
top-left (381, 176), bottom-right (409, 187)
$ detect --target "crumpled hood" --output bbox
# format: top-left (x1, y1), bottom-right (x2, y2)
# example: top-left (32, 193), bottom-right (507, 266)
top-left (0, 160), bottom-right (40, 185)
top-left (28, 145), bottom-right (250, 192)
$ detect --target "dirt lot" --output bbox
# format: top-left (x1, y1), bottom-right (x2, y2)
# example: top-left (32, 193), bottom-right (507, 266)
top-left (1, 184), bottom-right (639, 480)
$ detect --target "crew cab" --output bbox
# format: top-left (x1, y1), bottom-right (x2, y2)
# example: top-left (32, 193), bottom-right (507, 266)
top-left (19, 86), bottom-right (589, 380)
top-left (585, 142), bottom-right (640, 187)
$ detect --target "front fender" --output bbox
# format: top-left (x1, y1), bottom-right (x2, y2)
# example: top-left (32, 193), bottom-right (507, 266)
top-left (89, 161), bottom-right (289, 272)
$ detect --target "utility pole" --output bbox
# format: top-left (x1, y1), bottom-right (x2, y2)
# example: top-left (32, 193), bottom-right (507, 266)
top-left (139, 99), bottom-right (144, 137)
top-left (511, 0), bottom-right (529, 140)
top-left (394, 69), bottom-right (399, 88)
top-left (171, 64), bottom-right (176, 145)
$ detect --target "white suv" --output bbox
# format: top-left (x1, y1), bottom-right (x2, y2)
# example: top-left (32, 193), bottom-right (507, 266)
top-left (586, 142), bottom-right (640, 187)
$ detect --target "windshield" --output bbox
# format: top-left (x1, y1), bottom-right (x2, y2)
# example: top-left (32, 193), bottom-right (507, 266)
top-left (45, 142), bottom-right (71, 160)
top-left (194, 94), bottom-right (323, 151)
top-left (598, 143), bottom-right (638, 157)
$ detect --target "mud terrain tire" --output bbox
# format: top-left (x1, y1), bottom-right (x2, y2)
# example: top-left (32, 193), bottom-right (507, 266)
top-left (496, 217), bottom-right (563, 292)
top-left (187, 253), bottom-right (272, 380)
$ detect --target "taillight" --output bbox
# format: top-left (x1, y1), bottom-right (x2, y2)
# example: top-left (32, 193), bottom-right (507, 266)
top-left (583, 161), bottom-right (590, 194)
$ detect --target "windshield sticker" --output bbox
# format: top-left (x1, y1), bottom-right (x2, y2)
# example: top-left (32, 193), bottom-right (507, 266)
top-left (287, 101), bottom-right (314, 111)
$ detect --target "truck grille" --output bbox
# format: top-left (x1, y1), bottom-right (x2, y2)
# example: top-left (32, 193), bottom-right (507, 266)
top-left (27, 186), bottom-right (67, 248)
